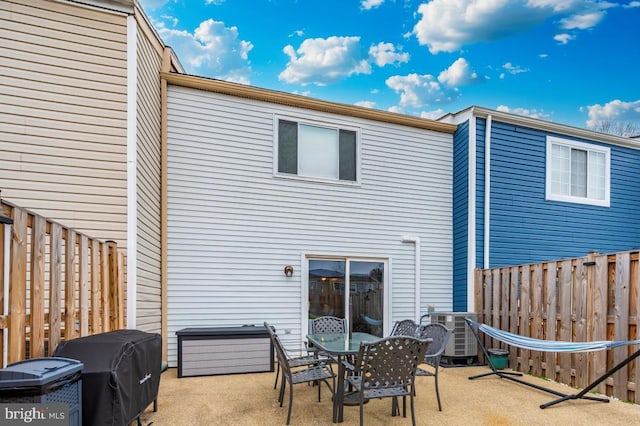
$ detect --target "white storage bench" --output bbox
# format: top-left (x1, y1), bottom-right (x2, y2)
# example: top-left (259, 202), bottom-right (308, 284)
top-left (176, 325), bottom-right (274, 378)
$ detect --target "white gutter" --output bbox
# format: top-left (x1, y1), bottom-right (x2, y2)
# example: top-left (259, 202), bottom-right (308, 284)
top-left (3, 223), bottom-right (10, 367)
top-left (484, 115), bottom-right (492, 269)
top-left (401, 236), bottom-right (421, 321)
top-left (126, 14), bottom-right (137, 329)
top-left (467, 112), bottom-right (477, 312)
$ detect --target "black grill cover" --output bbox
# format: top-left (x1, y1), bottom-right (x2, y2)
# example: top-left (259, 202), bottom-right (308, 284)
top-left (54, 330), bottom-right (161, 426)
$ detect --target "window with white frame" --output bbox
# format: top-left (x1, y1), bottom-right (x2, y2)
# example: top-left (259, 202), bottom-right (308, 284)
top-left (546, 136), bottom-right (610, 207)
top-left (277, 119), bottom-right (358, 182)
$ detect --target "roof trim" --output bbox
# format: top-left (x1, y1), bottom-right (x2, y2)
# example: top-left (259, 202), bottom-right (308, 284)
top-left (443, 106), bottom-right (640, 150)
top-left (161, 72), bottom-right (457, 134)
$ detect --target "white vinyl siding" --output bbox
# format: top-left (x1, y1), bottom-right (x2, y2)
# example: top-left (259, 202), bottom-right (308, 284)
top-left (0, 0), bottom-right (128, 244)
top-left (135, 15), bottom-right (164, 334)
top-left (166, 85), bottom-right (453, 366)
top-left (546, 136), bottom-right (610, 207)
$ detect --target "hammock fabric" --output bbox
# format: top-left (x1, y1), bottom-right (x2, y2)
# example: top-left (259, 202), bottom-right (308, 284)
top-left (465, 317), bottom-right (640, 409)
top-left (467, 318), bottom-right (640, 353)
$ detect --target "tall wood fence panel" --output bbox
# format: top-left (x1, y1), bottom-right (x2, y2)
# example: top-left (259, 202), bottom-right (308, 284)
top-left (0, 200), bottom-right (125, 366)
top-left (475, 250), bottom-right (640, 404)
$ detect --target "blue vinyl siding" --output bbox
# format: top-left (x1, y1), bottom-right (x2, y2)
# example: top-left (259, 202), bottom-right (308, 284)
top-left (485, 120), bottom-right (640, 268)
top-left (452, 120), bottom-right (469, 311)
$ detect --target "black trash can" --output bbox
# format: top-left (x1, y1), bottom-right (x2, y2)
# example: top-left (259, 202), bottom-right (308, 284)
top-left (0, 357), bottom-right (83, 426)
top-left (53, 329), bottom-right (162, 426)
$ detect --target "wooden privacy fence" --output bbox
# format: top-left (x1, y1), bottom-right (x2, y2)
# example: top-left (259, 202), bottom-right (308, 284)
top-left (0, 199), bottom-right (125, 366)
top-left (474, 250), bottom-right (640, 403)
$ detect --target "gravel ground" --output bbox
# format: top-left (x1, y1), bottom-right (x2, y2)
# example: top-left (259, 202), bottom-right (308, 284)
top-left (138, 365), bottom-right (640, 425)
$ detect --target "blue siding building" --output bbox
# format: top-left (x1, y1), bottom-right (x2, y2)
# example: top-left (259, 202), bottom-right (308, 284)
top-left (442, 107), bottom-right (640, 311)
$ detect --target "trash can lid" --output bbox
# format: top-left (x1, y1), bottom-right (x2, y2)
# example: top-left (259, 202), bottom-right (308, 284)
top-left (0, 357), bottom-right (83, 389)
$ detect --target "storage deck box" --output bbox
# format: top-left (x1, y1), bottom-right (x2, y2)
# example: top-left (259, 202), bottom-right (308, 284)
top-left (0, 357), bottom-right (83, 426)
top-left (177, 325), bottom-right (273, 377)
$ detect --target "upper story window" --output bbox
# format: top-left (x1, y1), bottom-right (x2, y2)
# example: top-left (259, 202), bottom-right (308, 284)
top-left (276, 118), bottom-right (358, 183)
top-left (545, 136), bottom-right (610, 207)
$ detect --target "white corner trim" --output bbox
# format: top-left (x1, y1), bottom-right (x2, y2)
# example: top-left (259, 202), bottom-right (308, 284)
top-left (483, 115), bottom-right (492, 269)
top-left (126, 15), bottom-right (138, 329)
top-left (467, 111), bottom-right (477, 312)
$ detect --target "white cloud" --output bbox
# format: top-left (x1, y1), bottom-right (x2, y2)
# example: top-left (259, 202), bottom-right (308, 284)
top-left (585, 99), bottom-right (640, 128)
top-left (438, 58), bottom-right (481, 86)
top-left (369, 42), bottom-right (410, 67)
top-left (420, 109), bottom-right (447, 120)
top-left (497, 105), bottom-right (551, 120)
top-left (386, 73), bottom-right (456, 108)
top-left (361, 0), bottom-right (384, 10)
top-left (502, 62), bottom-right (529, 75)
top-left (412, 0), bottom-right (615, 53)
top-left (554, 33), bottom-right (575, 44)
top-left (355, 101), bottom-right (376, 108)
top-left (279, 36), bottom-right (371, 86)
top-left (205, 0), bottom-right (226, 4)
top-left (625, 1), bottom-right (640, 8)
top-left (559, 11), bottom-right (605, 29)
top-left (154, 19), bottom-right (253, 84)
top-left (539, 53), bottom-right (549, 58)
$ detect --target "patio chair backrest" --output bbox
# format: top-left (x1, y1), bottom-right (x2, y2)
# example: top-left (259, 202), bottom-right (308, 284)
top-left (354, 336), bottom-right (430, 391)
top-left (416, 323), bottom-right (453, 366)
top-left (265, 322), bottom-right (293, 374)
top-left (309, 316), bottom-right (347, 334)
top-left (390, 319), bottom-right (419, 336)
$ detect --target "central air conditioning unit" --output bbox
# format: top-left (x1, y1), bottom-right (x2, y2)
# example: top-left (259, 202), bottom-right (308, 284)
top-left (432, 312), bottom-right (477, 358)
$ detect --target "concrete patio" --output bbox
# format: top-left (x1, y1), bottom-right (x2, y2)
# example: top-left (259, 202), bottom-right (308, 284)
top-left (138, 364), bottom-right (640, 425)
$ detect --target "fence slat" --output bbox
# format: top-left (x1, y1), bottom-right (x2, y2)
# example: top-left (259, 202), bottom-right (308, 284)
top-left (49, 223), bottom-right (62, 354)
top-left (531, 263), bottom-right (544, 377)
top-left (79, 235), bottom-right (89, 337)
top-left (65, 229), bottom-right (77, 341)
top-left (545, 262), bottom-right (558, 380)
top-left (9, 208), bottom-right (27, 363)
top-left (29, 216), bottom-right (46, 358)
top-left (572, 257), bottom-right (588, 388)
top-left (558, 259), bottom-right (572, 384)
top-left (519, 265), bottom-right (531, 372)
top-left (613, 253), bottom-right (630, 399)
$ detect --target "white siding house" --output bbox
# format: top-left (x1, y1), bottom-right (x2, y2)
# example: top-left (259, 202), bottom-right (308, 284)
top-left (163, 75), bottom-right (456, 365)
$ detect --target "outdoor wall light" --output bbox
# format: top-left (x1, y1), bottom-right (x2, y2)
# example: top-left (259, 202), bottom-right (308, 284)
top-left (284, 265), bottom-right (294, 277)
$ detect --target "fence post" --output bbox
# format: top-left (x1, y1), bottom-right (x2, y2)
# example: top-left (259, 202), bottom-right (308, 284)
top-left (107, 241), bottom-right (123, 330)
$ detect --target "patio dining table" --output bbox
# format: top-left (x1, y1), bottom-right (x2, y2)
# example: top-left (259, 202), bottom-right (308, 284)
top-left (306, 331), bottom-right (380, 423)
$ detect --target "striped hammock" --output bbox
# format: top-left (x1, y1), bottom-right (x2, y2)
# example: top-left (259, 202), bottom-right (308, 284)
top-left (467, 318), bottom-right (640, 353)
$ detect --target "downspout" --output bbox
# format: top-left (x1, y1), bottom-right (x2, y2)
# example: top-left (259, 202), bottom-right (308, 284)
top-left (126, 14), bottom-right (138, 329)
top-left (2, 217), bottom-right (13, 368)
top-left (484, 115), bottom-right (492, 269)
top-left (401, 236), bottom-right (421, 321)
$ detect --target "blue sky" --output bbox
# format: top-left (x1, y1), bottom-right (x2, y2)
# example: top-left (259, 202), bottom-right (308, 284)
top-left (139, 0), bottom-right (640, 131)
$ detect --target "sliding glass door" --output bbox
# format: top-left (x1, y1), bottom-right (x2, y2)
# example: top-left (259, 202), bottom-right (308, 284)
top-left (308, 258), bottom-right (385, 336)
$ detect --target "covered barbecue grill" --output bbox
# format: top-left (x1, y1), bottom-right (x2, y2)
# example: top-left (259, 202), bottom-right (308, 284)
top-left (54, 329), bottom-right (161, 426)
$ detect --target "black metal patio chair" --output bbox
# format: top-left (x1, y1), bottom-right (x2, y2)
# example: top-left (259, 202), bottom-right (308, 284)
top-left (264, 322), bottom-right (328, 392)
top-left (343, 335), bottom-right (430, 426)
top-left (415, 323), bottom-right (453, 411)
top-left (266, 322), bottom-right (335, 425)
top-left (390, 319), bottom-right (420, 336)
